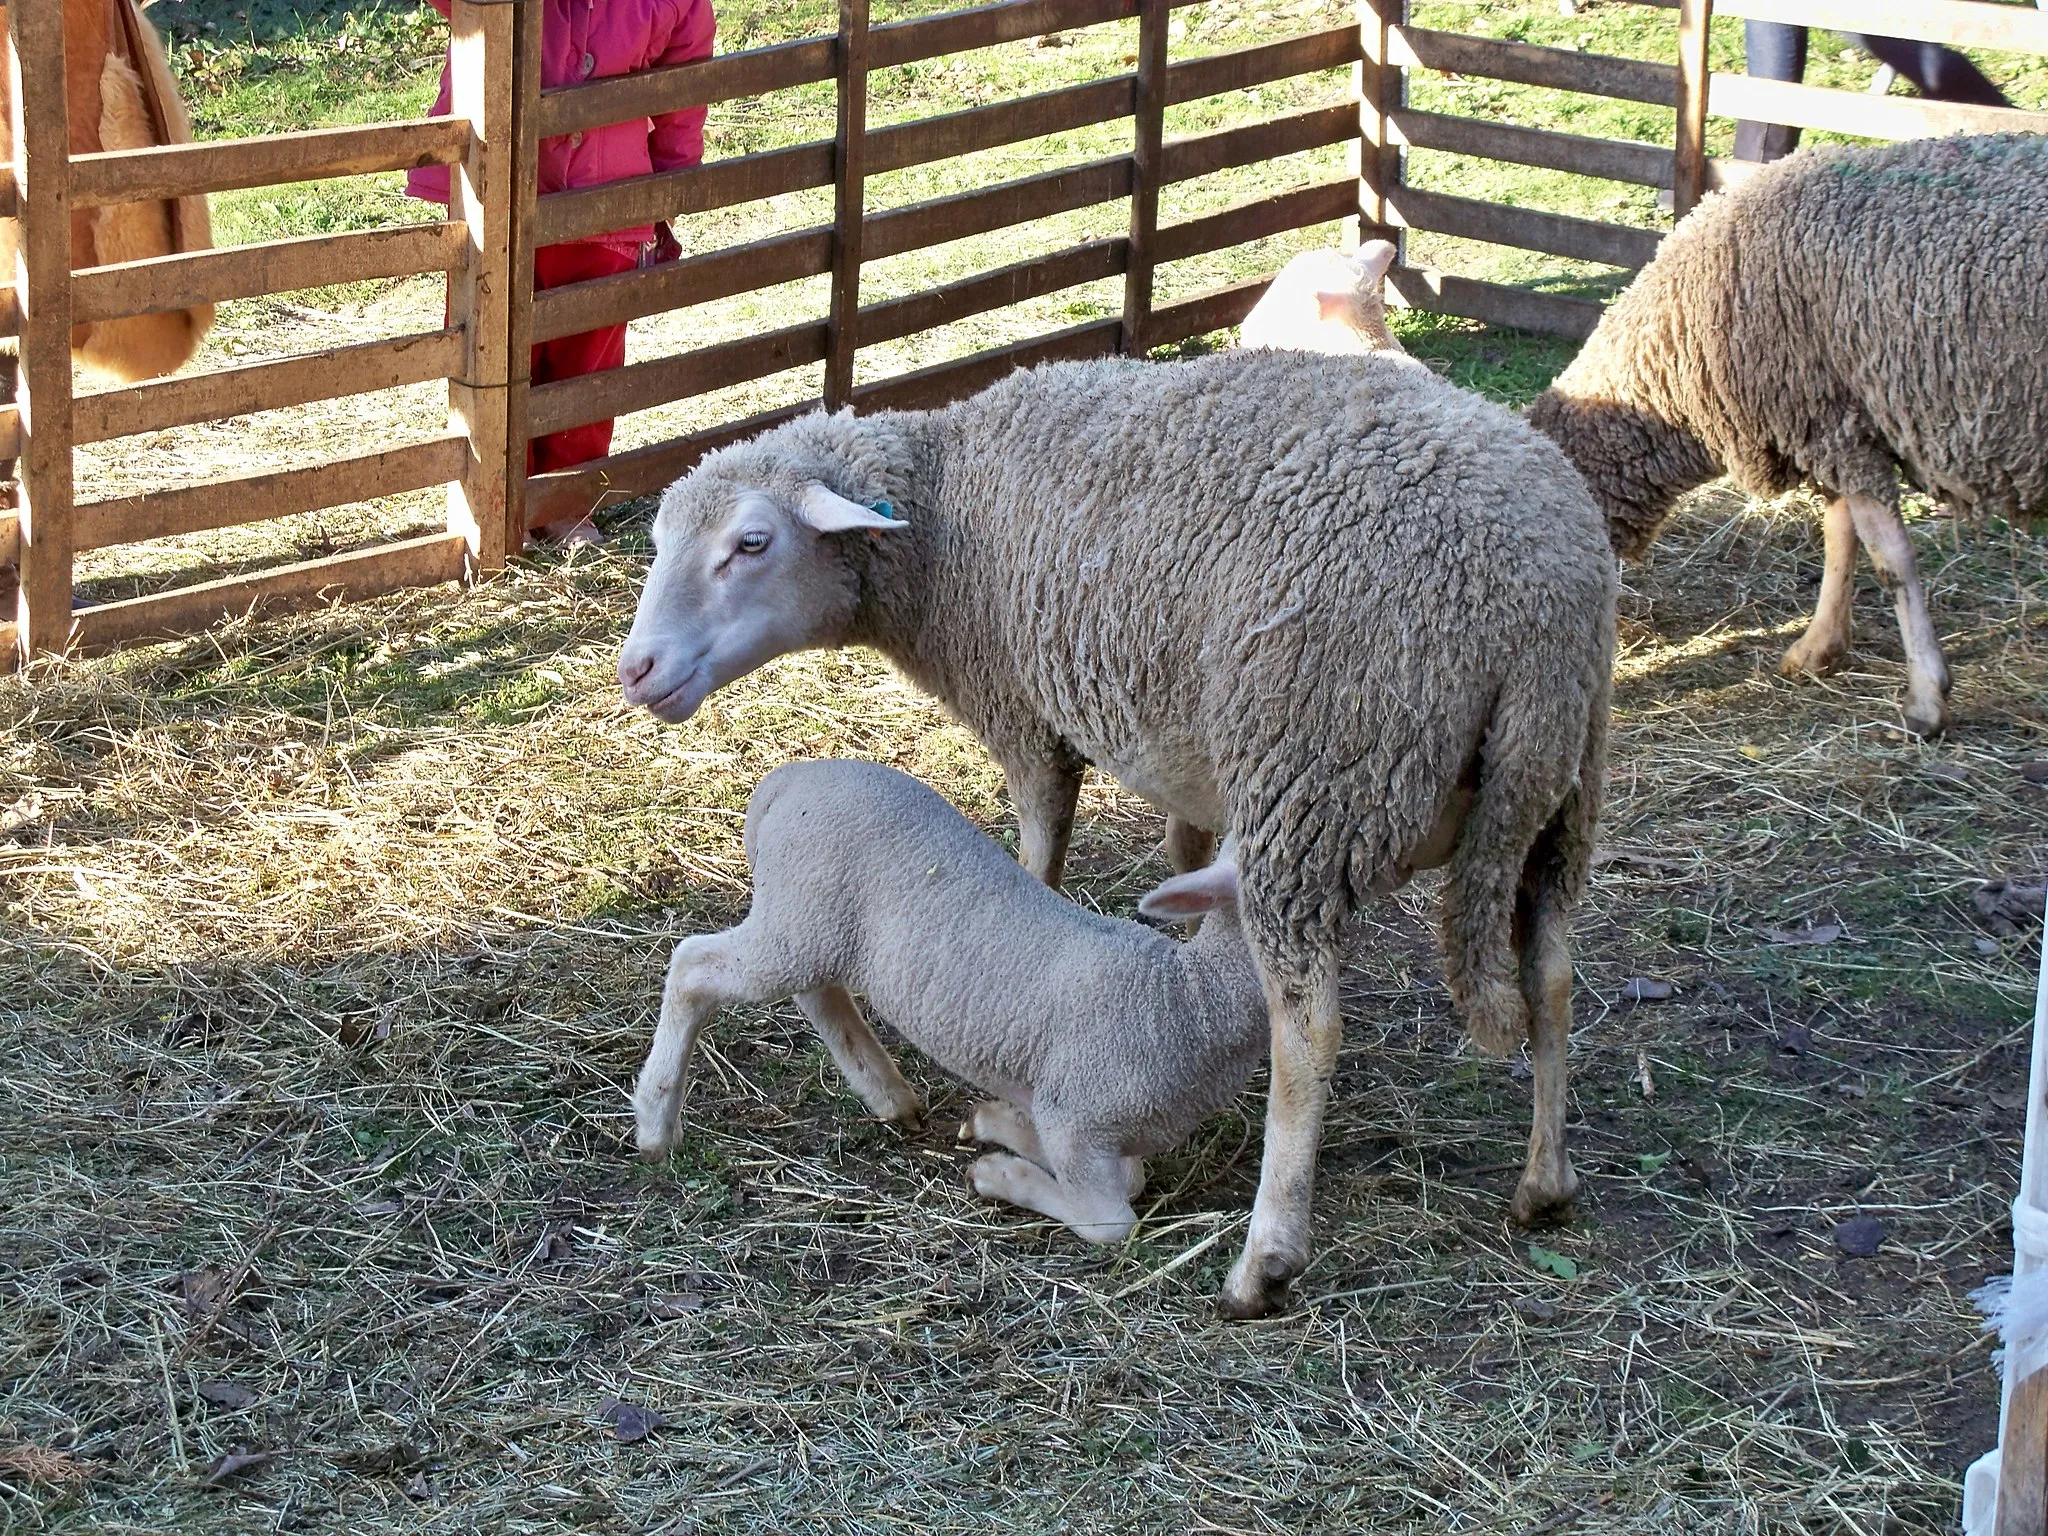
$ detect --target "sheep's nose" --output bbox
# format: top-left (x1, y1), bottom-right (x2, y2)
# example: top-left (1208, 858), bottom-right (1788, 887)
top-left (619, 647), bottom-right (656, 694)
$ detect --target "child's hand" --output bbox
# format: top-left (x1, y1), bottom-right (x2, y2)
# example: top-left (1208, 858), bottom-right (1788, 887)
top-left (646, 222), bottom-right (683, 268)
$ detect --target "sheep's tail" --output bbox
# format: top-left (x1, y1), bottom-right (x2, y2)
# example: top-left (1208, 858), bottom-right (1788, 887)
top-left (1440, 664), bottom-right (1607, 1056)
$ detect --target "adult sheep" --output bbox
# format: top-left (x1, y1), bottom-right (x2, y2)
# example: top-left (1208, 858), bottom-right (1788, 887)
top-left (617, 349), bottom-right (1616, 1318)
top-left (1528, 133), bottom-right (2048, 738)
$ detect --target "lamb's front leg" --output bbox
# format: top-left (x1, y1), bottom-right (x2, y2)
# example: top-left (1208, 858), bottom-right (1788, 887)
top-left (796, 986), bottom-right (923, 1129)
top-left (1780, 495), bottom-right (1859, 679)
top-left (1221, 956), bottom-right (1342, 1320)
top-left (1846, 491), bottom-right (1951, 737)
top-left (969, 1149), bottom-right (1137, 1245)
top-left (1002, 745), bottom-right (1084, 888)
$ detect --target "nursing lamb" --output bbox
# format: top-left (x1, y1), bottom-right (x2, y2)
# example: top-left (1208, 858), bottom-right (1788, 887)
top-left (618, 349), bottom-right (1616, 1317)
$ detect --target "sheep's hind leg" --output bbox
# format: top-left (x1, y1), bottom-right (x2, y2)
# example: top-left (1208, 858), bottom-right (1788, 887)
top-left (635, 930), bottom-right (771, 1160)
top-left (797, 986), bottom-right (923, 1130)
top-left (970, 1146), bottom-right (1137, 1245)
top-left (1846, 491), bottom-right (1951, 737)
top-left (1780, 495), bottom-right (1858, 679)
top-left (1509, 885), bottom-right (1579, 1227)
top-left (1221, 954), bottom-right (1343, 1320)
top-left (1164, 818), bottom-right (1217, 875)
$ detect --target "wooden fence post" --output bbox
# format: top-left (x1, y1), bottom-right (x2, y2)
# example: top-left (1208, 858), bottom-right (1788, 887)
top-left (446, 0), bottom-right (515, 574)
top-left (824, 0), bottom-right (869, 410)
top-left (1672, 0), bottom-right (1712, 219)
top-left (1120, 0), bottom-right (1168, 355)
top-left (505, 0), bottom-right (541, 543)
top-left (1358, 0), bottom-right (1404, 250)
top-left (9, 0), bottom-right (74, 663)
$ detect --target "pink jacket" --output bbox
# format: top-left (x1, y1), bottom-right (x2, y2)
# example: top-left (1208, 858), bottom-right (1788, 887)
top-left (407, 0), bottom-right (715, 254)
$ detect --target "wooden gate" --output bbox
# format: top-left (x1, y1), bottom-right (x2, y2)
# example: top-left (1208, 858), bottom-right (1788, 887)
top-left (4, 0), bottom-right (2045, 666)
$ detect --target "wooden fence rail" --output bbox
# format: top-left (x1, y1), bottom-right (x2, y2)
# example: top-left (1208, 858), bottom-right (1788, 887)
top-left (6, 0), bottom-right (2046, 666)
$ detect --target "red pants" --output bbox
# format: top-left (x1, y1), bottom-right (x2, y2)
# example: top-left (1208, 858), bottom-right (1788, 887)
top-left (529, 240), bottom-right (638, 474)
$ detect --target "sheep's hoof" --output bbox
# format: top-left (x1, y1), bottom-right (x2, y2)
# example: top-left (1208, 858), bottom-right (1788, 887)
top-left (1509, 1162), bottom-right (1579, 1227)
top-left (1901, 696), bottom-right (1951, 739)
top-left (1217, 1248), bottom-right (1300, 1321)
top-left (1779, 638), bottom-right (1847, 679)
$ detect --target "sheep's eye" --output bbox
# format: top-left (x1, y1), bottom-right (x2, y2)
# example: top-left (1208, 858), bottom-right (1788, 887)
top-left (736, 529), bottom-right (771, 556)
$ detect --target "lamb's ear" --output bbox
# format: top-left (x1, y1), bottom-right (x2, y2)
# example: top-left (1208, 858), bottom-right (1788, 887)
top-left (1138, 858), bottom-right (1239, 921)
top-left (797, 483), bottom-right (908, 534)
top-left (1314, 289), bottom-right (1357, 324)
top-left (1353, 239), bottom-right (1398, 283)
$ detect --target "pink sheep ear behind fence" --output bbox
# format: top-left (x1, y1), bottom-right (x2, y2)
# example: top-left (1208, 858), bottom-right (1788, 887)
top-left (1964, 891), bottom-right (2048, 1535)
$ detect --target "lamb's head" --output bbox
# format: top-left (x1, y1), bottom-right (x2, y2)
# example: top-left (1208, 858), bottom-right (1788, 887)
top-left (1238, 240), bottom-right (1406, 357)
top-left (618, 456), bottom-right (908, 723)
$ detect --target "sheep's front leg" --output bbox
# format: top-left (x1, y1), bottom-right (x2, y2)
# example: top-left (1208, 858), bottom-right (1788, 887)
top-left (635, 931), bottom-right (756, 1159)
top-left (1780, 495), bottom-right (1859, 679)
top-left (796, 986), bottom-right (923, 1129)
top-left (960, 1098), bottom-right (1047, 1166)
top-left (1221, 956), bottom-right (1342, 1320)
top-left (1846, 491), bottom-right (1951, 737)
top-left (1003, 747), bottom-right (1084, 888)
top-left (1164, 817), bottom-right (1217, 875)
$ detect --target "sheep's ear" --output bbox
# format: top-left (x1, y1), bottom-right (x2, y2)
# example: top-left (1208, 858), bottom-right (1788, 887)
top-left (1310, 290), bottom-right (1359, 325)
top-left (1354, 239), bottom-right (1398, 282)
top-left (798, 483), bottom-right (907, 534)
top-left (1138, 859), bottom-right (1239, 921)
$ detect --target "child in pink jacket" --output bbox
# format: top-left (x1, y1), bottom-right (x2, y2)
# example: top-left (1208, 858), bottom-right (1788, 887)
top-left (409, 0), bottom-right (716, 544)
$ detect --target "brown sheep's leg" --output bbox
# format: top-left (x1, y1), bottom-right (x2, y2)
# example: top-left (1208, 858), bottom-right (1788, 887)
top-left (1845, 491), bottom-right (1951, 737)
top-left (1164, 817), bottom-right (1217, 875)
top-left (1005, 749), bottom-right (1084, 888)
top-left (1780, 495), bottom-right (1858, 679)
top-left (1220, 955), bottom-right (1342, 1320)
top-left (796, 986), bottom-right (923, 1130)
top-left (1509, 889), bottom-right (1579, 1226)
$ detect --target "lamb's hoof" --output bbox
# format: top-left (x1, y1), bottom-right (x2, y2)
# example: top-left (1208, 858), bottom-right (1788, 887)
top-left (1217, 1248), bottom-right (1300, 1321)
top-left (885, 1101), bottom-right (926, 1134)
top-left (636, 1136), bottom-right (674, 1164)
top-left (1779, 638), bottom-right (1847, 679)
top-left (1509, 1163), bottom-right (1580, 1227)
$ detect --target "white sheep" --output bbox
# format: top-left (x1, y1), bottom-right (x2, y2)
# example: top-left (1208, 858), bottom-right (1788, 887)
top-left (634, 759), bottom-right (1262, 1244)
top-left (618, 349), bottom-right (1615, 1317)
top-left (1237, 238), bottom-right (1412, 358)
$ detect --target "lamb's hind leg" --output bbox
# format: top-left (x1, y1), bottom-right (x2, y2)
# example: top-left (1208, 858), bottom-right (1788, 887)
top-left (635, 929), bottom-right (776, 1159)
top-left (1846, 491), bottom-right (1951, 737)
top-left (970, 1139), bottom-right (1137, 1245)
top-left (963, 1099), bottom-right (1146, 1195)
top-left (1221, 954), bottom-right (1343, 1320)
top-left (1780, 495), bottom-right (1858, 679)
top-left (796, 986), bottom-right (923, 1129)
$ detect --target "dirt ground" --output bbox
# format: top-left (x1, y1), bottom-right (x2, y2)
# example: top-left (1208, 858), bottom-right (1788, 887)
top-left (4, 442), bottom-right (2045, 1531)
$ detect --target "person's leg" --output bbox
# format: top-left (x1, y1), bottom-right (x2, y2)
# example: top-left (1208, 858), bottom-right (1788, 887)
top-left (1734, 21), bottom-right (1808, 163)
top-left (1847, 34), bottom-right (2010, 107)
top-left (527, 241), bottom-right (636, 543)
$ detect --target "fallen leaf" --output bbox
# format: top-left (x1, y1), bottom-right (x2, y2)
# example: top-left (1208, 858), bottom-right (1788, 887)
top-left (1833, 1215), bottom-right (1885, 1257)
top-left (2021, 761), bottom-right (2048, 785)
top-left (1990, 1087), bottom-right (2030, 1113)
top-left (647, 1290), bottom-right (705, 1320)
top-left (1975, 879), bottom-right (2046, 936)
top-left (1778, 1023), bottom-right (1812, 1057)
top-left (334, 1441), bottom-right (426, 1475)
top-left (0, 1444), bottom-right (92, 1485)
top-left (1528, 1243), bottom-right (1580, 1282)
top-left (0, 792), bottom-right (44, 835)
top-left (404, 1471), bottom-right (432, 1501)
top-left (1976, 937), bottom-right (2002, 957)
top-left (1635, 1047), bottom-right (1655, 1100)
top-left (199, 1450), bottom-right (276, 1486)
top-left (1592, 848), bottom-right (1687, 874)
top-left (1835, 1078), bottom-right (1867, 1100)
top-left (1508, 1054), bottom-right (1532, 1082)
top-left (1511, 1295), bottom-right (1558, 1323)
top-left (596, 1397), bottom-right (666, 1444)
top-left (1738, 744), bottom-right (1766, 760)
top-left (1636, 1151), bottom-right (1671, 1176)
top-left (180, 1269), bottom-right (228, 1318)
top-left (1619, 978), bottom-right (1673, 1003)
top-left (1764, 922), bottom-right (1843, 946)
top-left (353, 1198), bottom-right (403, 1219)
top-left (197, 1380), bottom-right (258, 1410)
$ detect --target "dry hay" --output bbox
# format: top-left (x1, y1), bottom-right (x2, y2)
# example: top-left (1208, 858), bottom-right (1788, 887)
top-left (2, 481), bottom-right (2045, 1534)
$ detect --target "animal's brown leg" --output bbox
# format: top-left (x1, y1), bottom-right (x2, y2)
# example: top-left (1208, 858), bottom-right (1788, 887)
top-left (1509, 889), bottom-right (1579, 1226)
top-left (1780, 495), bottom-right (1858, 679)
top-left (1845, 491), bottom-right (1950, 736)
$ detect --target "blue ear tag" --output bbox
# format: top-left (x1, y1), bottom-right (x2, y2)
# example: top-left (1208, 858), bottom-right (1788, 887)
top-left (871, 500), bottom-right (898, 520)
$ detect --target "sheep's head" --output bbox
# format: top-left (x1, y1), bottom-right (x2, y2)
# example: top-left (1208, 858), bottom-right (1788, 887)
top-left (618, 462), bottom-right (907, 723)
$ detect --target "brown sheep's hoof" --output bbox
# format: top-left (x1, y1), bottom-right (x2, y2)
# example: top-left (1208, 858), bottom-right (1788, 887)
top-left (1510, 1164), bottom-right (1580, 1228)
top-left (1217, 1250), bottom-right (1299, 1320)
top-left (1901, 700), bottom-right (1951, 739)
top-left (1779, 639), bottom-right (1847, 679)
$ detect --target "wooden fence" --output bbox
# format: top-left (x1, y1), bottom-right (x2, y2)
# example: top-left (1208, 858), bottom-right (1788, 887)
top-left (4, 0), bottom-right (2046, 666)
